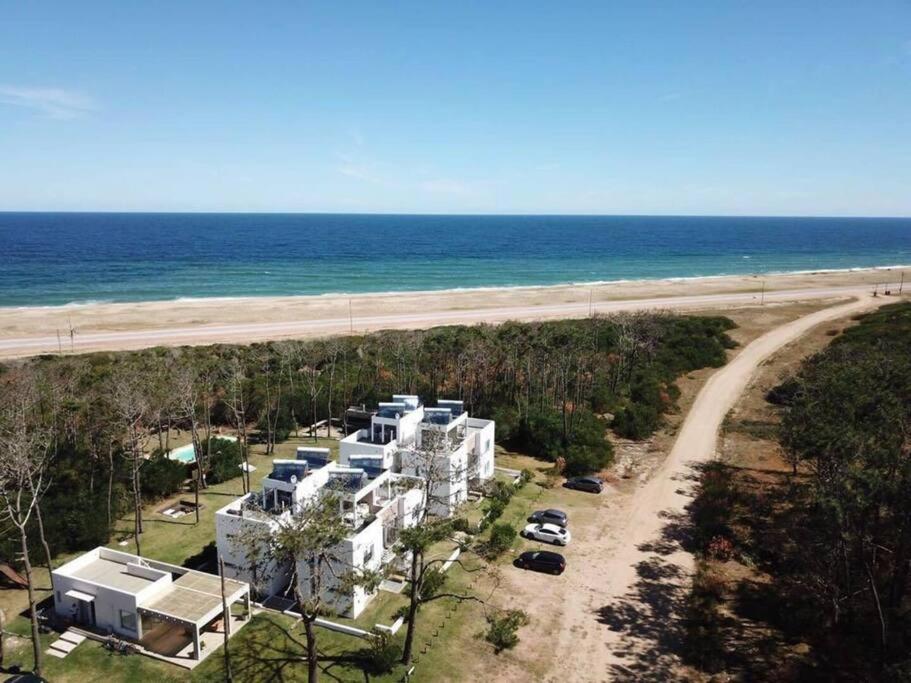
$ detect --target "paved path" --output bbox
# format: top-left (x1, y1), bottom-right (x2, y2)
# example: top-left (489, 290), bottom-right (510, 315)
top-left (0, 285), bottom-right (871, 359)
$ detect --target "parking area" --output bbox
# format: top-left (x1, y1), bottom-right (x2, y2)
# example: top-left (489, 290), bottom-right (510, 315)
top-left (460, 450), bottom-right (622, 680)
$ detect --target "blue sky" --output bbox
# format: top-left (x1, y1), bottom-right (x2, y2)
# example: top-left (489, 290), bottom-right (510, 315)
top-left (1, 1), bottom-right (909, 215)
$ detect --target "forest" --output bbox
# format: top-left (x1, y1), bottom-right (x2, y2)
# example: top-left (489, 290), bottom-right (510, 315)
top-left (0, 312), bottom-right (735, 565)
top-left (687, 302), bottom-right (911, 681)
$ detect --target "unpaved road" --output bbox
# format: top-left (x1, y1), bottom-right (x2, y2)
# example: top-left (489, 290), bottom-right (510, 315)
top-left (0, 285), bottom-right (874, 359)
top-left (526, 295), bottom-right (889, 682)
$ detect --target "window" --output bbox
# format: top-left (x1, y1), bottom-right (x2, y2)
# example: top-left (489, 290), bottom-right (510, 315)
top-left (119, 609), bottom-right (137, 632)
top-left (362, 543), bottom-right (375, 565)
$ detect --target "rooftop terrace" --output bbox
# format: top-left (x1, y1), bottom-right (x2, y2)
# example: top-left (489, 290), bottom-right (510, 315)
top-left (69, 556), bottom-right (157, 594)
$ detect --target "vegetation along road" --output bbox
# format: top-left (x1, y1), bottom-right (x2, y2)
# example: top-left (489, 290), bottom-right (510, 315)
top-left (541, 295), bottom-right (888, 682)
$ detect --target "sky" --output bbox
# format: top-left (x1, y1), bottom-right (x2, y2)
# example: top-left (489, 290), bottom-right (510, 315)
top-left (1, 1), bottom-right (909, 215)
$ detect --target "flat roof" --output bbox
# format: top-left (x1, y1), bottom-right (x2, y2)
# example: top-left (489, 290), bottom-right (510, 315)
top-left (70, 557), bottom-right (156, 594)
top-left (139, 571), bottom-right (247, 625)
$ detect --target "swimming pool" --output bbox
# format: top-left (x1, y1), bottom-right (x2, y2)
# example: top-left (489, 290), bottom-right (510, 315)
top-left (166, 436), bottom-right (237, 464)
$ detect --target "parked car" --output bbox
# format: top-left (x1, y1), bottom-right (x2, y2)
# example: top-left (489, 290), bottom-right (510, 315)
top-left (515, 550), bottom-right (566, 575)
top-left (528, 509), bottom-right (568, 527)
top-left (523, 522), bottom-right (571, 546)
top-left (564, 476), bottom-right (603, 493)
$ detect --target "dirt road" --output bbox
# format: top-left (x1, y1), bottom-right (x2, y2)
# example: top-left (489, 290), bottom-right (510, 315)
top-left (533, 295), bottom-right (887, 682)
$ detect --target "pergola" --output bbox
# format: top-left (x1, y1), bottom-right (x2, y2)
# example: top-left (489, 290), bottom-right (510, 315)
top-left (138, 571), bottom-right (250, 659)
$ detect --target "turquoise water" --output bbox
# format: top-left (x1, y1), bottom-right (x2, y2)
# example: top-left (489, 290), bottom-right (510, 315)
top-left (167, 444), bottom-right (197, 464)
top-left (1, 213), bottom-right (909, 307)
top-left (166, 436), bottom-right (238, 464)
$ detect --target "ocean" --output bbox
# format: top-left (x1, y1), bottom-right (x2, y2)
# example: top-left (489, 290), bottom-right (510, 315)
top-left (1, 213), bottom-right (909, 307)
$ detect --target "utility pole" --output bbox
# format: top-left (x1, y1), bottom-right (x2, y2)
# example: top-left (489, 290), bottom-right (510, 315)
top-left (760, 280), bottom-right (765, 306)
top-left (899, 272), bottom-right (905, 296)
top-left (348, 299), bottom-right (354, 333)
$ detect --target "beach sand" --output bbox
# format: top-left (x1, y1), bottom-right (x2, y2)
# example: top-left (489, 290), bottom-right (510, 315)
top-left (0, 266), bottom-right (906, 359)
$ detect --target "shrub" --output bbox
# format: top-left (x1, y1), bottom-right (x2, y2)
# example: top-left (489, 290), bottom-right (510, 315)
top-left (682, 564), bottom-right (726, 673)
top-left (612, 402), bottom-right (660, 440)
top-left (141, 454), bottom-right (187, 499)
top-left (451, 517), bottom-right (471, 533)
top-left (487, 523), bottom-right (517, 557)
top-left (706, 535), bottom-right (734, 562)
top-left (487, 479), bottom-right (514, 504)
top-left (485, 498), bottom-right (506, 523)
top-left (362, 632), bottom-right (401, 675)
top-left (204, 437), bottom-right (243, 485)
top-left (483, 609), bottom-right (529, 653)
top-left (690, 463), bottom-right (737, 549)
top-left (519, 468), bottom-right (534, 487)
top-left (563, 444), bottom-right (607, 477)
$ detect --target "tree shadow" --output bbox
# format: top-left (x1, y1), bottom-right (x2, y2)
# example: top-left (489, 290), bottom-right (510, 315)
top-left (221, 616), bottom-right (385, 683)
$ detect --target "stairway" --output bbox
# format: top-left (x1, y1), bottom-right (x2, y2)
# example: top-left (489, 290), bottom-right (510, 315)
top-left (46, 628), bottom-right (86, 659)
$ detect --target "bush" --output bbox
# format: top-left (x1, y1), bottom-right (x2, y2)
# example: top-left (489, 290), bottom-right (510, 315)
top-left (487, 523), bottom-right (517, 557)
top-left (141, 454), bottom-right (187, 499)
top-left (519, 468), bottom-right (534, 487)
top-left (682, 564), bottom-right (726, 673)
top-left (203, 437), bottom-right (243, 484)
top-left (361, 632), bottom-right (401, 675)
top-left (612, 402), bottom-right (660, 440)
top-left (706, 535), bottom-right (734, 561)
top-left (451, 517), bottom-right (472, 534)
top-left (563, 444), bottom-right (607, 477)
top-left (485, 498), bottom-right (507, 523)
top-left (487, 479), bottom-right (514, 504)
top-left (483, 609), bottom-right (529, 653)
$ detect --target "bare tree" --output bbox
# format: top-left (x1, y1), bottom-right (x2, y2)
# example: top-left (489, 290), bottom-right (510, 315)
top-left (324, 339), bottom-right (343, 438)
top-left (175, 364), bottom-right (206, 524)
top-left (0, 395), bottom-right (52, 680)
top-left (224, 358), bottom-right (252, 494)
top-left (110, 368), bottom-right (150, 554)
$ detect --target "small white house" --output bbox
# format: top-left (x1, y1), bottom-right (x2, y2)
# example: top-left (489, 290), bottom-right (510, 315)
top-left (52, 547), bottom-right (251, 662)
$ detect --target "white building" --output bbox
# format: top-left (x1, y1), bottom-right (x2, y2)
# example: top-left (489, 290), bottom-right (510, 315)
top-left (216, 394), bottom-right (494, 619)
top-left (52, 547), bottom-right (250, 662)
top-left (215, 453), bottom-right (423, 618)
top-left (339, 395), bottom-right (495, 516)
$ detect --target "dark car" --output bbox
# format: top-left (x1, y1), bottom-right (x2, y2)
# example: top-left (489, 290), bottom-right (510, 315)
top-left (515, 550), bottom-right (566, 575)
top-left (564, 476), bottom-right (603, 493)
top-left (528, 509), bottom-right (568, 527)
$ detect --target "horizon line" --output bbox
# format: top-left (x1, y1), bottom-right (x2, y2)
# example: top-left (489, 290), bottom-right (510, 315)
top-left (1, 209), bottom-right (910, 220)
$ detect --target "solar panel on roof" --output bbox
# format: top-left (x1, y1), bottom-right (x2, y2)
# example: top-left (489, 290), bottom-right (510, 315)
top-left (269, 461), bottom-right (308, 483)
top-left (349, 455), bottom-right (385, 479)
top-left (296, 448), bottom-right (329, 469)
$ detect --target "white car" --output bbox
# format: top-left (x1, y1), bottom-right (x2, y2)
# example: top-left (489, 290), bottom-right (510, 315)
top-left (523, 522), bottom-right (571, 546)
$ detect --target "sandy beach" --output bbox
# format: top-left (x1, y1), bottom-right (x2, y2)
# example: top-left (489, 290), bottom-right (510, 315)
top-left (0, 266), bottom-right (906, 359)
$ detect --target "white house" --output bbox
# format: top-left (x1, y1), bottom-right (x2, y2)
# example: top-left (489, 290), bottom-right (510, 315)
top-left (340, 395), bottom-right (496, 516)
top-left (52, 547), bottom-right (250, 662)
top-left (216, 394), bottom-right (494, 619)
top-left (215, 456), bottom-right (423, 618)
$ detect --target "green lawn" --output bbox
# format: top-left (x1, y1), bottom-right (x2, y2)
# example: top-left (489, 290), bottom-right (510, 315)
top-left (1, 442), bottom-right (600, 682)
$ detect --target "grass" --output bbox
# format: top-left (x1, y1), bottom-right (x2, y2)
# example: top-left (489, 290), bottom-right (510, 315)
top-left (1, 441), bottom-right (603, 682)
